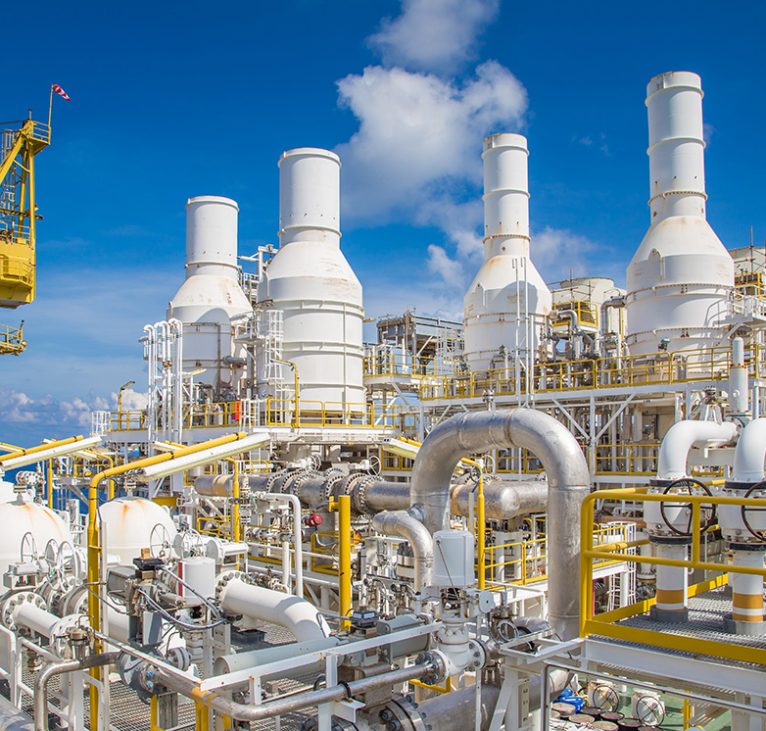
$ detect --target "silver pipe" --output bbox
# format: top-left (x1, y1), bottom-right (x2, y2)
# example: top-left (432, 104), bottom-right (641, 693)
top-left (371, 510), bottom-right (434, 591)
top-left (159, 658), bottom-right (436, 722)
top-left (410, 409), bottom-right (591, 639)
top-left (0, 696), bottom-right (33, 731)
top-left (451, 478), bottom-right (547, 521)
top-left (34, 653), bottom-right (118, 731)
top-left (415, 683), bottom-right (500, 731)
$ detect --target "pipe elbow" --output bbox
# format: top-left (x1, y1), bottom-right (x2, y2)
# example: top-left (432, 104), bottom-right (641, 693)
top-left (732, 417), bottom-right (766, 483)
top-left (657, 419), bottom-right (738, 481)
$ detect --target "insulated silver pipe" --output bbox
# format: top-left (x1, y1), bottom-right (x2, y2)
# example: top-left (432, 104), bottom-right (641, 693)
top-left (159, 658), bottom-right (436, 722)
top-left (415, 683), bottom-right (500, 731)
top-left (451, 478), bottom-right (547, 521)
top-left (34, 653), bottom-right (118, 731)
top-left (410, 409), bottom-right (591, 639)
top-left (0, 696), bottom-right (33, 731)
top-left (371, 510), bottom-right (434, 591)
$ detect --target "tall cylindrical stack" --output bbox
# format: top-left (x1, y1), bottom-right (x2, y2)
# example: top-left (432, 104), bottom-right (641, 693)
top-left (257, 148), bottom-right (365, 409)
top-left (625, 72), bottom-right (733, 355)
top-left (168, 196), bottom-right (252, 391)
top-left (463, 134), bottom-right (552, 372)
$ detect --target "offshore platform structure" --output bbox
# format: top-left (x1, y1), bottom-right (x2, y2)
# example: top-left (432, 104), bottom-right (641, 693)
top-left (0, 113), bottom-right (50, 354)
top-left (2, 71), bottom-right (766, 731)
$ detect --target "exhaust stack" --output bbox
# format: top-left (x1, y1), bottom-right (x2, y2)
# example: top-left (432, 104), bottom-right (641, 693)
top-left (625, 72), bottom-right (733, 355)
top-left (463, 134), bottom-right (552, 372)
top-left (167, 196), bottom-right (252, 390)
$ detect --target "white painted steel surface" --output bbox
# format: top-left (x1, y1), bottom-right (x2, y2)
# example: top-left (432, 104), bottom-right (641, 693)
top-left (257, 148), bottom-right (364, 407)
top-left (463, 134), bottom-right (552, 371)
top-left (626, 72), bottom-right (734, 354)
top-left (0, 494), bottom-right (72, 577)
top-left (168, 196), bottom-right (251, 388)
top-left (99, 496), bottom-right (178, 565)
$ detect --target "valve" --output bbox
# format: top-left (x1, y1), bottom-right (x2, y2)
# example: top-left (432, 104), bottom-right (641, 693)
top-left (304, 513), bottom-right (323, 528)
top-left (741, 480), bottom-right (766, 542)
top-left (659, 478), bottom-right (716, 537)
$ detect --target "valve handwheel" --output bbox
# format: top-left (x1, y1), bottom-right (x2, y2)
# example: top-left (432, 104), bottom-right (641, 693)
top-left (660, 478), bottom-right (716, 537)
top-left (741, 480), bottom-right (766, 542)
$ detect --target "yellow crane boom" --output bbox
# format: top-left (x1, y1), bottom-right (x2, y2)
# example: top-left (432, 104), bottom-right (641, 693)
top-left (0, 115), bottom-right (50, 354)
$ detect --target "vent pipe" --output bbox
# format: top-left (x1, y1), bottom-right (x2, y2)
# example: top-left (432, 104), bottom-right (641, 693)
top-left (625, 72), bottom-right (734, 355)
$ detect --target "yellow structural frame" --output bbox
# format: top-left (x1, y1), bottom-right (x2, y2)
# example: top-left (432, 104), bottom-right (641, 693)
top-left (86, 432), bottom-right (249, 730)
top-left (580, 487), bottom-right (766, 666)
top-left (0, 118), bottom-right (50, 309)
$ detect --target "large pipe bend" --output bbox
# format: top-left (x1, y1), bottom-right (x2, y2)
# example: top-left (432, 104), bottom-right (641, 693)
top-left (371, 510), bottom-right (434, 591)
top-left (218, 578), bottom-right (330, 642)
top-left (732, 418), bottom-right (766, 483)
top-left (410, 408), bottom-right (590, 639)
top-left (656, 419), bottom-right (738, 480)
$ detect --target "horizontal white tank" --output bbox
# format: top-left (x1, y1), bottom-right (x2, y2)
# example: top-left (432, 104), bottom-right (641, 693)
top-left (626, 72), bottom-right (733, 355)
top-left (168, 196), bottom-right (252, 389)
top-left (463, 134), bottom-right (552, 371)
top-left (0, 493), bottom-right (72, 577)
top-left (99, 496), bottom-right (178, 565)
top-left (257, 148), bottom-right (364, 408)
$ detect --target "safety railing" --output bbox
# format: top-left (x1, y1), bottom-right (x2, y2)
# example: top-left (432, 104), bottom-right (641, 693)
top-left (420, 343), bottom-right (763, 401)
top-left (594, 443), bottom-right (660, 476)
top-left (363, 350), bottom-right (446, 379)
top-left (264, 398), bottom-right (418, 431)
top-left (0, 322), bottom-right (25, 355)
top-left (552, 299), bottom-right (599, 329)
top-left (580, 487), bottom-right (766, 666)
top-left (485, 523), bottom-right (631, 589)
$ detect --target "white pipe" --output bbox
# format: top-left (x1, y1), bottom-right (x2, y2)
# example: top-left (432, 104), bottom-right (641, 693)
top-left (371, 510), bottom-right (434, 592)
top-left (0, 436), bottom-right (102, 472)
top-left (133, 432), bottom-right (270, 480)
top-left (647, 71), bottom-right (707, 223)
top-left (729, 337), bottom-right (749, 416)
top-left (251, 491), bottom-right (304, 597)
top-left (11, 604), bottom-right (59, 638)
top-left (732, 418), bottom-right (766, 483)
top-left (656, 419), bottom-right (738, 480)
top-left (218, 577), bottom-right (329, 641)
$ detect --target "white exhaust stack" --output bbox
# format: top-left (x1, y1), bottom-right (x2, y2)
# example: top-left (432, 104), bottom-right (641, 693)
top-left (463, 134), bottom-right (552, 372)
top-left (167, 196), bottom-right (252, 390)
top-left (257, 148), bottom-right (364, 408)
top-left (625, 72), bottom-right (733, 355)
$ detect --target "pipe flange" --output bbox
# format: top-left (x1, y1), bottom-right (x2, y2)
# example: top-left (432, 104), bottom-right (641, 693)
top-left (351, 475), bottom-right (379, 515)
top-left (289, 470), bottom-right (319, 498)
top-left (50, 614), bottom-right (90, 659)
top-left (380, 694), bottom-right (429, 731)
top-left (323, 472), bottom-right (346, 502)
top-left (467, 638), bottom-right (488, 670)
top-left (214, 569), bottom-right (249, 602)
top-left (414, 652), bottom-right (445, 686)
top-left (274, 468), bottom-right (302, 494)
top-left (1, 591), bottom-right (46, 631)
top-left (264, 469), bottom-right (290, 494)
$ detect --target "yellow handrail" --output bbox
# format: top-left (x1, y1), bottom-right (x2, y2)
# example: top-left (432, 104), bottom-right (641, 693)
top-left (579, 487), bottom-right (766, 666)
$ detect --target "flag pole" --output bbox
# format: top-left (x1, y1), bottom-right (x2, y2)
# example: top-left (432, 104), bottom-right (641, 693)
top-left (47, 85), bottom-right (54, 138)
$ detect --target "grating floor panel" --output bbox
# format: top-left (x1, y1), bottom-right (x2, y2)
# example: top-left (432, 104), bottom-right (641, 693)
top-left (619, 586), bottom-right (766, 651)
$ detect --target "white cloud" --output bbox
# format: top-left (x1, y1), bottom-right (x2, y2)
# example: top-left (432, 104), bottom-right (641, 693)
top-left (426, 244), bottom-right (464, 287)
top-left (369, 0), bottom-right (500, 74)
top-left (337, 61), bottom-right (527, 223)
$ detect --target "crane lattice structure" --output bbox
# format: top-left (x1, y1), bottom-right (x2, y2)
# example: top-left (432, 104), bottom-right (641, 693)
top-left (0, 116), bottom-right (50, 354)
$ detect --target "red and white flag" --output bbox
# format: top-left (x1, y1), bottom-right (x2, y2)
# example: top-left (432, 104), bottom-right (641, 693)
top-left (51, 84), bottom-right (71, 101)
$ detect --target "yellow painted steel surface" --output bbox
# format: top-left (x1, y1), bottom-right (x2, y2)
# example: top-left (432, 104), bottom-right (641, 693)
top-left (579, 487), bottom-right (766, 666)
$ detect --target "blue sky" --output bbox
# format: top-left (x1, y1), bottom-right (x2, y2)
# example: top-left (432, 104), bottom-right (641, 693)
top-left (1, 0), bottom-right (764, 444)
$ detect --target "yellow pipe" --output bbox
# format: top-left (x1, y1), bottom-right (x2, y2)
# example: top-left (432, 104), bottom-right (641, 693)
top-left (330, 495), bottom-right (353, 630)
top-left (0, 442), bottom-right (21, 453)
top-left (461, 457), bottom-right (486, 589)
top-left (47, 459), bottom-right (53, 509)
top-left (86, 432), bottom-right (246, 730)
top-left (0, 434), bottom-right (87, 464)
top-left (227, 458), bottom-right (240, 543)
